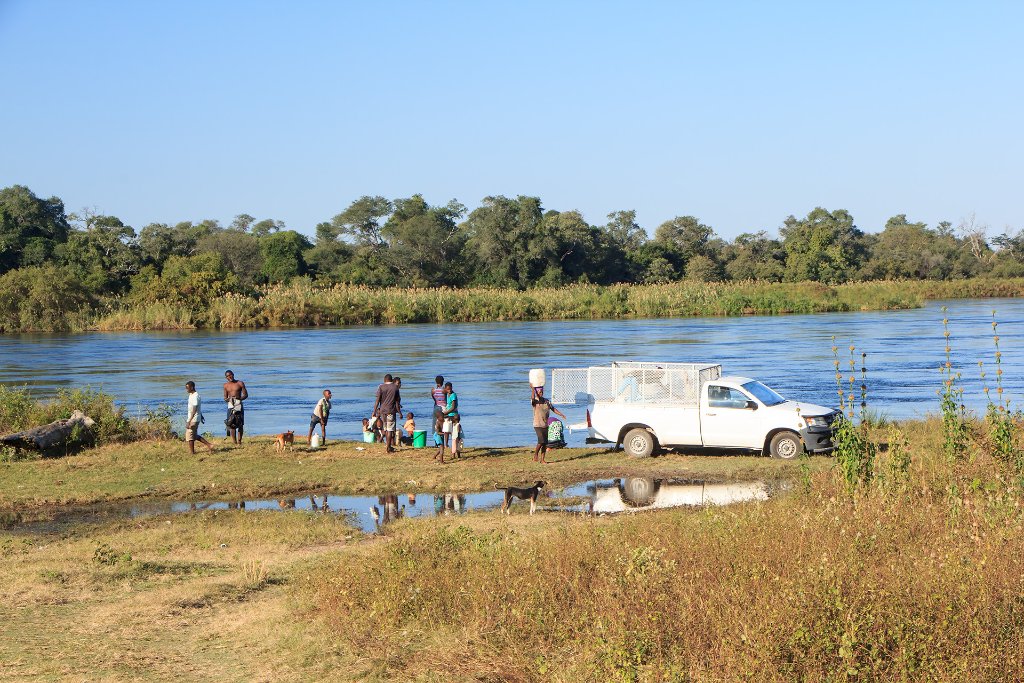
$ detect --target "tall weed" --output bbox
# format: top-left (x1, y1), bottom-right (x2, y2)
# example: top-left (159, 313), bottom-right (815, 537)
top-left (831, 340), bottom-right (875, 490)
top-left (939, 308), bottom-right (969, 463)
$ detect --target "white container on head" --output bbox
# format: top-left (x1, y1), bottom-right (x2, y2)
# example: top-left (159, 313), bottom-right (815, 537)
top-left (529, 368), bottom-right (546, 388)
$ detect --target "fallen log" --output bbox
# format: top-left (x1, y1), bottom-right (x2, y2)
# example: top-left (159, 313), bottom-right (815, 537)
top-left (0, 411), bottom-right (96, 451)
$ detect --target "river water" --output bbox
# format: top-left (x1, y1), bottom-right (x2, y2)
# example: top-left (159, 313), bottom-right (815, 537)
top-left (3, 298), bottom-right (1021, 446)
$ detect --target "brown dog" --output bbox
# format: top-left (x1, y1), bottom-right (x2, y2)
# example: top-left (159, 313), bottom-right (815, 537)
top-left (497, 481), bottom-right (545, 515)
top-left (274, 431), bottom-right (295, 453)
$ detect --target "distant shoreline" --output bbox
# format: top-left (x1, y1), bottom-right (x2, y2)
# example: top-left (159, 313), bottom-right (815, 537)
top-left (4, 277), bottom-right (1023, 334)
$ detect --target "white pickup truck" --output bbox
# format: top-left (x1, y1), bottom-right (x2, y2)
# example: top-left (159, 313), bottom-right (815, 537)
top-left (551, 361), bottom-right (838, 459)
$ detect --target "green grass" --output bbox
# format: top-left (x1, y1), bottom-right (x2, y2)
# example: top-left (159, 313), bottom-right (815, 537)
top-left (0, 437), bottom-right (807, 509)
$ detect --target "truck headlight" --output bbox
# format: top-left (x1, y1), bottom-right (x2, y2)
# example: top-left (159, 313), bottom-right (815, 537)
top-left (804, 415), bottom-right (829, 427)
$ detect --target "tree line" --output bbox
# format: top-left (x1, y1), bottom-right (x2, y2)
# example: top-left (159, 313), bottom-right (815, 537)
top-left (2, 183), bottom-right (1023, 311)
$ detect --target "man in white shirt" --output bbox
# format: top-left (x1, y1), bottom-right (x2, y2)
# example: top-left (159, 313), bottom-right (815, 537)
top-left (185, 381), bottom-right (214, 454)
top-left (308, 389), bottom-right (333, 445)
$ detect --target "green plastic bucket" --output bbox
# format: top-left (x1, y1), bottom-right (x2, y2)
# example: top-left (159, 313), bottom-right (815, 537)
top-left (412, 430), bottom-right (427, 448)
top-left (362, 431), bottom-right (376, 443)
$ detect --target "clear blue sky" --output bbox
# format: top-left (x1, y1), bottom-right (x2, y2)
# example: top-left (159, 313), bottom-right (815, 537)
top-left (1, 0), bottom-right (1021, 240)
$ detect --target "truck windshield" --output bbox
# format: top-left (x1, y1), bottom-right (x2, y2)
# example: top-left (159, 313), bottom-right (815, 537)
top-left (742, 381), bottom-right (786, 406)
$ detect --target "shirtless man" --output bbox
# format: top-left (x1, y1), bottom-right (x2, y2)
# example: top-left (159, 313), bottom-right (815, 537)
top-left (223, 370), bottom-right (249, 445)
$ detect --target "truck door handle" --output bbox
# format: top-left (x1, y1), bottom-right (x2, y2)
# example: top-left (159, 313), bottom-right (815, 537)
top-left (705, 412), bottom-right (716, 417)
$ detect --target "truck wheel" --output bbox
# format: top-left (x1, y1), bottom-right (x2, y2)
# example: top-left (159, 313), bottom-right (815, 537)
top-left (769, 431), bottom-right (803, 460)
top-left (623, 477), bottom-right (657, 506)
top-left (623, 428), bottom-right (656, 458)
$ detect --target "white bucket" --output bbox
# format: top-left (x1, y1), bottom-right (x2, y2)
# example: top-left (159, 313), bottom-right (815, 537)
top-left (309, 434), bottom-right (321, 449)
top-left (529, 368), bottom-right (546, 388)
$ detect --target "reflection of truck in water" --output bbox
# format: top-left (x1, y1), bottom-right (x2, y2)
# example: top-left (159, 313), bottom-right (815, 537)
top-left (590, 478), bottom-right (770, 514)
top-left (551, 361), bottom-right (838, 459)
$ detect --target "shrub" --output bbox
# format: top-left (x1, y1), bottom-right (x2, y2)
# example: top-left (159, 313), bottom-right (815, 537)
top-left (0, 265), bottom-right (93, 332)
top-left (0, 385), bottom-right (172, 448)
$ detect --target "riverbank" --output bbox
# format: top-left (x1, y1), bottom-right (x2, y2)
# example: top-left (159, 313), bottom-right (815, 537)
top-left (2, 417), bottom-right (1022, 680)
top-left (0, 437), bottom-right (807, 510)
top-left (12, 277), bottom-right (1024, 333)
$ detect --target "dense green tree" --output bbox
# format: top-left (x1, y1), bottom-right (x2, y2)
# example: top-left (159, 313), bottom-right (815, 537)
top-left (597, 210), bottom-right (646, 282)
top-left (251, 218), bottom-right (284, 238)
top-left (780, 208), bottom-right (866, 283)
top-left (229, 213), bottom-right (256, 232)
top-left (991, 229), bottom-right (1024, 276)
top-left (138, 221), bottom-right (216, 268)
top-left (535, 209), bottom-right (608, 285)
top-left (463, 195), bottom-right (545, 287)
top-left (259, 230), bottom-right (311, 281)
top-left (642, 255), bottom-right (676, 284)
top-left (128, 252), bottom-right (235, 308)
top-left (603, 210), bottom-right (647, 252)
top-left (382, 195), bottom-right (467, 286)
top-left (0, 185), bottom-right (71, 273)
top-left (303, 221), bottom-right (354, 282)
top-left (0, 265), bottom-right (92, 332)
top-left (654, 216), bottom-right (718, 261)
top-left (685, 254), bottom-right (722, 282)
top-left (197, 229), bottom-right (263, 288)
top-left (57, 212), bottom-right (141, 293)
top-left (723, 231), bottom-right (786, 282)
top-left (326, 196), bottom-right (395, 285)
top-left (860, 215), bottom-right (957, 280)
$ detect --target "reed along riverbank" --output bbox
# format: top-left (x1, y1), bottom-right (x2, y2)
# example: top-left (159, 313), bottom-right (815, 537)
top-left (19, 277), bottom-right (1024, 333)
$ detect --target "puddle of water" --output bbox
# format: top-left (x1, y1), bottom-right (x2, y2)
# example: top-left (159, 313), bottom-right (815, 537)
top-left (1, 478), bottom-right (786, 535)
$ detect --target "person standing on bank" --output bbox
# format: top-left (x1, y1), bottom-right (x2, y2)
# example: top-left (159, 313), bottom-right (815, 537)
top-left (308, 389), bottom-right (332, 445)
top-left (372, 373), bottom-right (401, 453)
top-left (223, 370), bottom-right (248, 445)
top-left (532, 385), bottom-right (566, 464)
top-left (430, 375), bottom-right (446, 438)
top-left (392, 377), bottom-right (404, 448)
top-left (442, 381), bottom-right (459, 447)
top-left (185, 381), bottom-right (214, 454)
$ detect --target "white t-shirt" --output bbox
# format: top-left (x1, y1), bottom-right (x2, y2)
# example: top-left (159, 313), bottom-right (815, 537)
top-left (187, 392), bottom-right (202, 427)
top-left (313, 397), bottom-right (331, 420)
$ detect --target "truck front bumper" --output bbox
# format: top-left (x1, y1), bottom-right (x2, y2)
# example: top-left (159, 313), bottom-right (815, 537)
top-left (801, 426), bottom-right (835, 453)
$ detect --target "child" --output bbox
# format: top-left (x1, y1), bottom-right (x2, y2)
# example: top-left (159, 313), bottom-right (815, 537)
top-left (433, 413), bottom-right (445, 463)
top-left (450, 414), bottom-right (464, 459)
top-left (403, 412), bottom-right (416, 446)
top-left (370, 415), bottom-right (384, 443)
top-left (361, 417), bottom-right (375, 442)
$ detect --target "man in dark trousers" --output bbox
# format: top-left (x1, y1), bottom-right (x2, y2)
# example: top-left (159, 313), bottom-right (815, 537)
top-left (223, 370), bottom-right (248, 445)
top-left (372, 373), bottom-right (401, 453)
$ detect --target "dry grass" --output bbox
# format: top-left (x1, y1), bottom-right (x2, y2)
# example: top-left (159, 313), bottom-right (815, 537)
top-left (0, 510), bottom-right (362, 681)
top-left (304, 418), bottom-right (1024, 682)
top-left (3, 415), bottom-right (1022, 681)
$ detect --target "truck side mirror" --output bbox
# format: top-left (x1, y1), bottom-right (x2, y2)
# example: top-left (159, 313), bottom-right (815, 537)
top-left (745, 400), bottom-right (758, 410)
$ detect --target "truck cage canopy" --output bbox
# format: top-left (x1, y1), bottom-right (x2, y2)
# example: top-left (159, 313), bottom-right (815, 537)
top-left (550, 362), bottom-right (722, 406)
